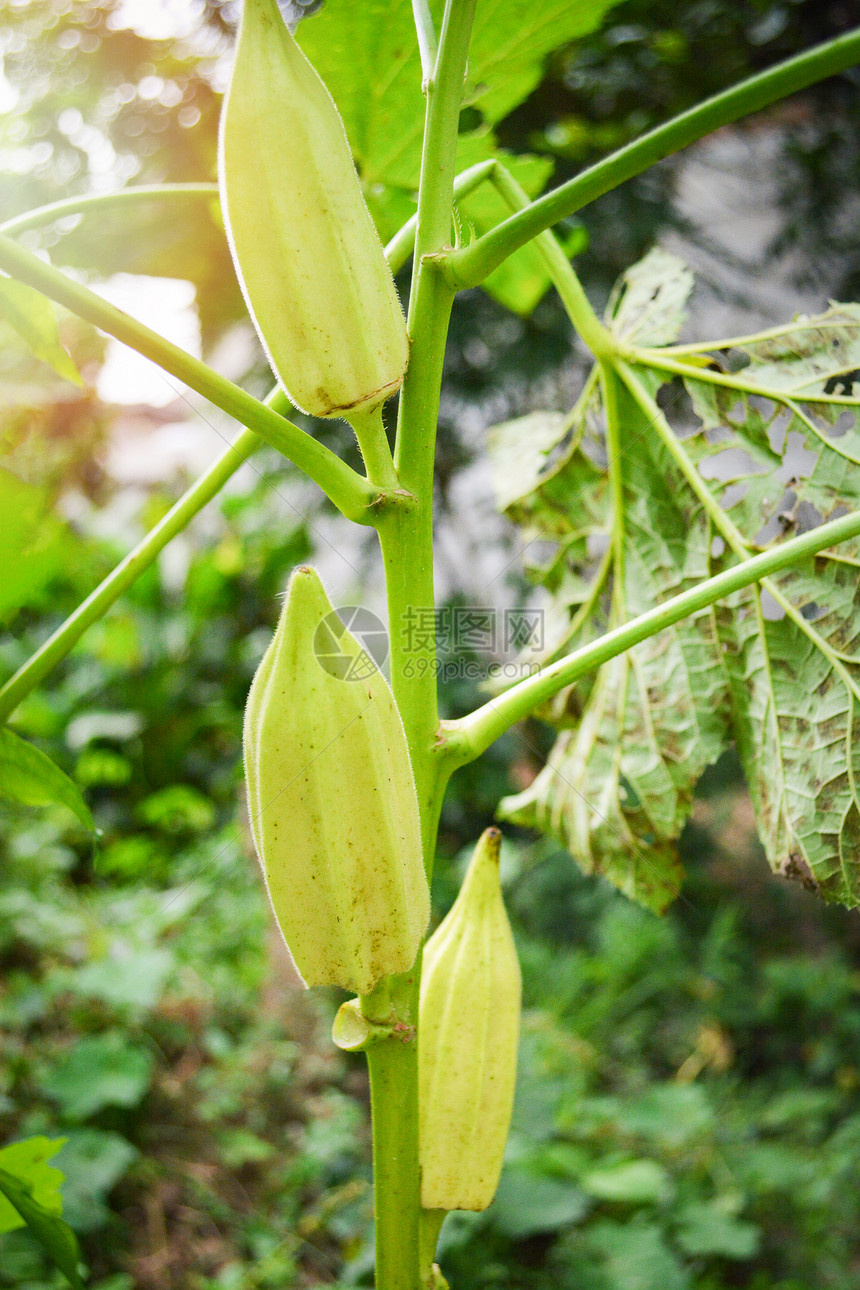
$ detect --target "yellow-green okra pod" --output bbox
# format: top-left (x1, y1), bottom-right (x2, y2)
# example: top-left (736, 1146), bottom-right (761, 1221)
top-left (419, 827), bottom-right (521, 1212)
top-left (219, 0), bottom-right (409, 419)
top-left (244, 566), bottom-right (428, 995)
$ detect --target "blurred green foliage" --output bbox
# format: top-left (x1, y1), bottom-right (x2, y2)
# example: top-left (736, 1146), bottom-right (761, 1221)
top-left (3, 455), bottom-right (860, 1287)
top-left (506, 0), bottom-right (860, 297)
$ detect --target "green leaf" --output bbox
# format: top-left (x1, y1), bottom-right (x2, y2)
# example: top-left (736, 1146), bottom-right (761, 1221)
top-left (300, 0), bottom-right (621, 187)
top-left (675, 305), bottom-right (860, 904)
top-left (610, 1084), bottom-right (714, 1148)
top-left (135, 783), bottom-right (217, 835)
top-left (0, 278), bottom-right (81, 386)
top-left (0, 727), bottom-right (95, 834)
top-left (299, 1), bottom-right (616, 310)
top-left (588, 1219), bottom-right (691, 1290)
top-left (0, 468), bottom-right (82, 623)
top-left (0, 1138), bottom-right (66, 1233)
top-left (492, 1168), bottom-right (590, 1237)
top-left (217, 1128), bottom-right (277, 1168)
top-left (62, 946), bottom-right (174, 1012)
top-left (297, 3), bottom-right (420, 190)
top-left (581, 1158), bottom-right (673, 1204)
top-left (39, 1032), bottom-right (155, 1121)
top-left (298, 0), bottom-right (623, 267)
top-left (487, 403), bottom-right (607, 533)
top-left (466, 0), bottom-right (627, 128)
top-left (494, 372), bottom-right (729, 912)
top-left (674, 1200), bottom-right (760, 1259)
top-left (492, 247), bottom-right (860, 910)
top-left (606, 248), bottom-right (694, 347)
top-left (0, 1138), bottom-right (84, 1289)
top-left (53, 1131), bottom-right (138, 1235)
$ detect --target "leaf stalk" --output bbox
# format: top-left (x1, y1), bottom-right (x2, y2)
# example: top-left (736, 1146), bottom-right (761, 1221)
top-left (441, 30), bottom-right (860, 290)
top-left (441, 506), bottom-right (860, 768)
top-left (0, 232), bottom-right (376, 523)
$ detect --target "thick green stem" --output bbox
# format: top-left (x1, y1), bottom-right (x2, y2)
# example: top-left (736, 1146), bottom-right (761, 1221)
top-left (380, 510), bottom-right (441, 778)
top-left (409, 0), bottom-right (478, 268)
top-left (365, 506), bottom-right (446, 1290)
top-left (366, 1033), bottom-right (423, 1290)
top-left (386, 0), bottom-right (476, 762)
top-left (367, 3), bottom-right (477, 1285)
top-left (441, 505), bottom-right (860, 768)
top-left (384, 159), bottom-right (496, 277)
top-left (0, 232), bottom-right (375, 522)
top-left (442, 29), bottom-right (860, 290)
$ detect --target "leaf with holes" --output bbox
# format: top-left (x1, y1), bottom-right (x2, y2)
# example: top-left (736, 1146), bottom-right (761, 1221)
top-left (492, 368), bottom-right (729, 912)
top-left (642, 306), bottom-right (860, 903)
top-left (492, 250), bottom-right (860, 910)
top-left (650, 309), bottom-right (860, 904)
top-left (606, 248), bottom-right (694, 348)
top-left (621, 301), bottom-right (860, 904)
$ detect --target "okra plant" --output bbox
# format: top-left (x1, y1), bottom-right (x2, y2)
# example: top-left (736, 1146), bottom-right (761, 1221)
top-left (1, 1), bottom-right (859, 1287)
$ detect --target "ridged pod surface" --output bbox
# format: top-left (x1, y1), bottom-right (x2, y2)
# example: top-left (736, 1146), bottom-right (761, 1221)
top-left (419, 828), bottom-right (521, 1212)
top-left (243, 566), bottom-right (428, 995)
top-left (219, 0), bottom-right (408, 418)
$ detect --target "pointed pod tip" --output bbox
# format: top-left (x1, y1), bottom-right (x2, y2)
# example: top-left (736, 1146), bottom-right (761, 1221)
top-left (285, 564), bottom-right (330, 610)
top-left (478, 826), bottom-right (503, 862)
top-left (269, 565), bottom-right (336, 667)
top-left (454, 827), bottom-right (504, 904)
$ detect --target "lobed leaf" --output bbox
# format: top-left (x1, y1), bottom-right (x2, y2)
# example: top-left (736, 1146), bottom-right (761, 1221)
top-left (492, 250), bottom-right (860, 909)
top-left (606, 248), bottom-right (694, 348)
top-left (496, 377), bottom-right (728, 912)
top-left (676, 308), bottom-right (860, 903)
